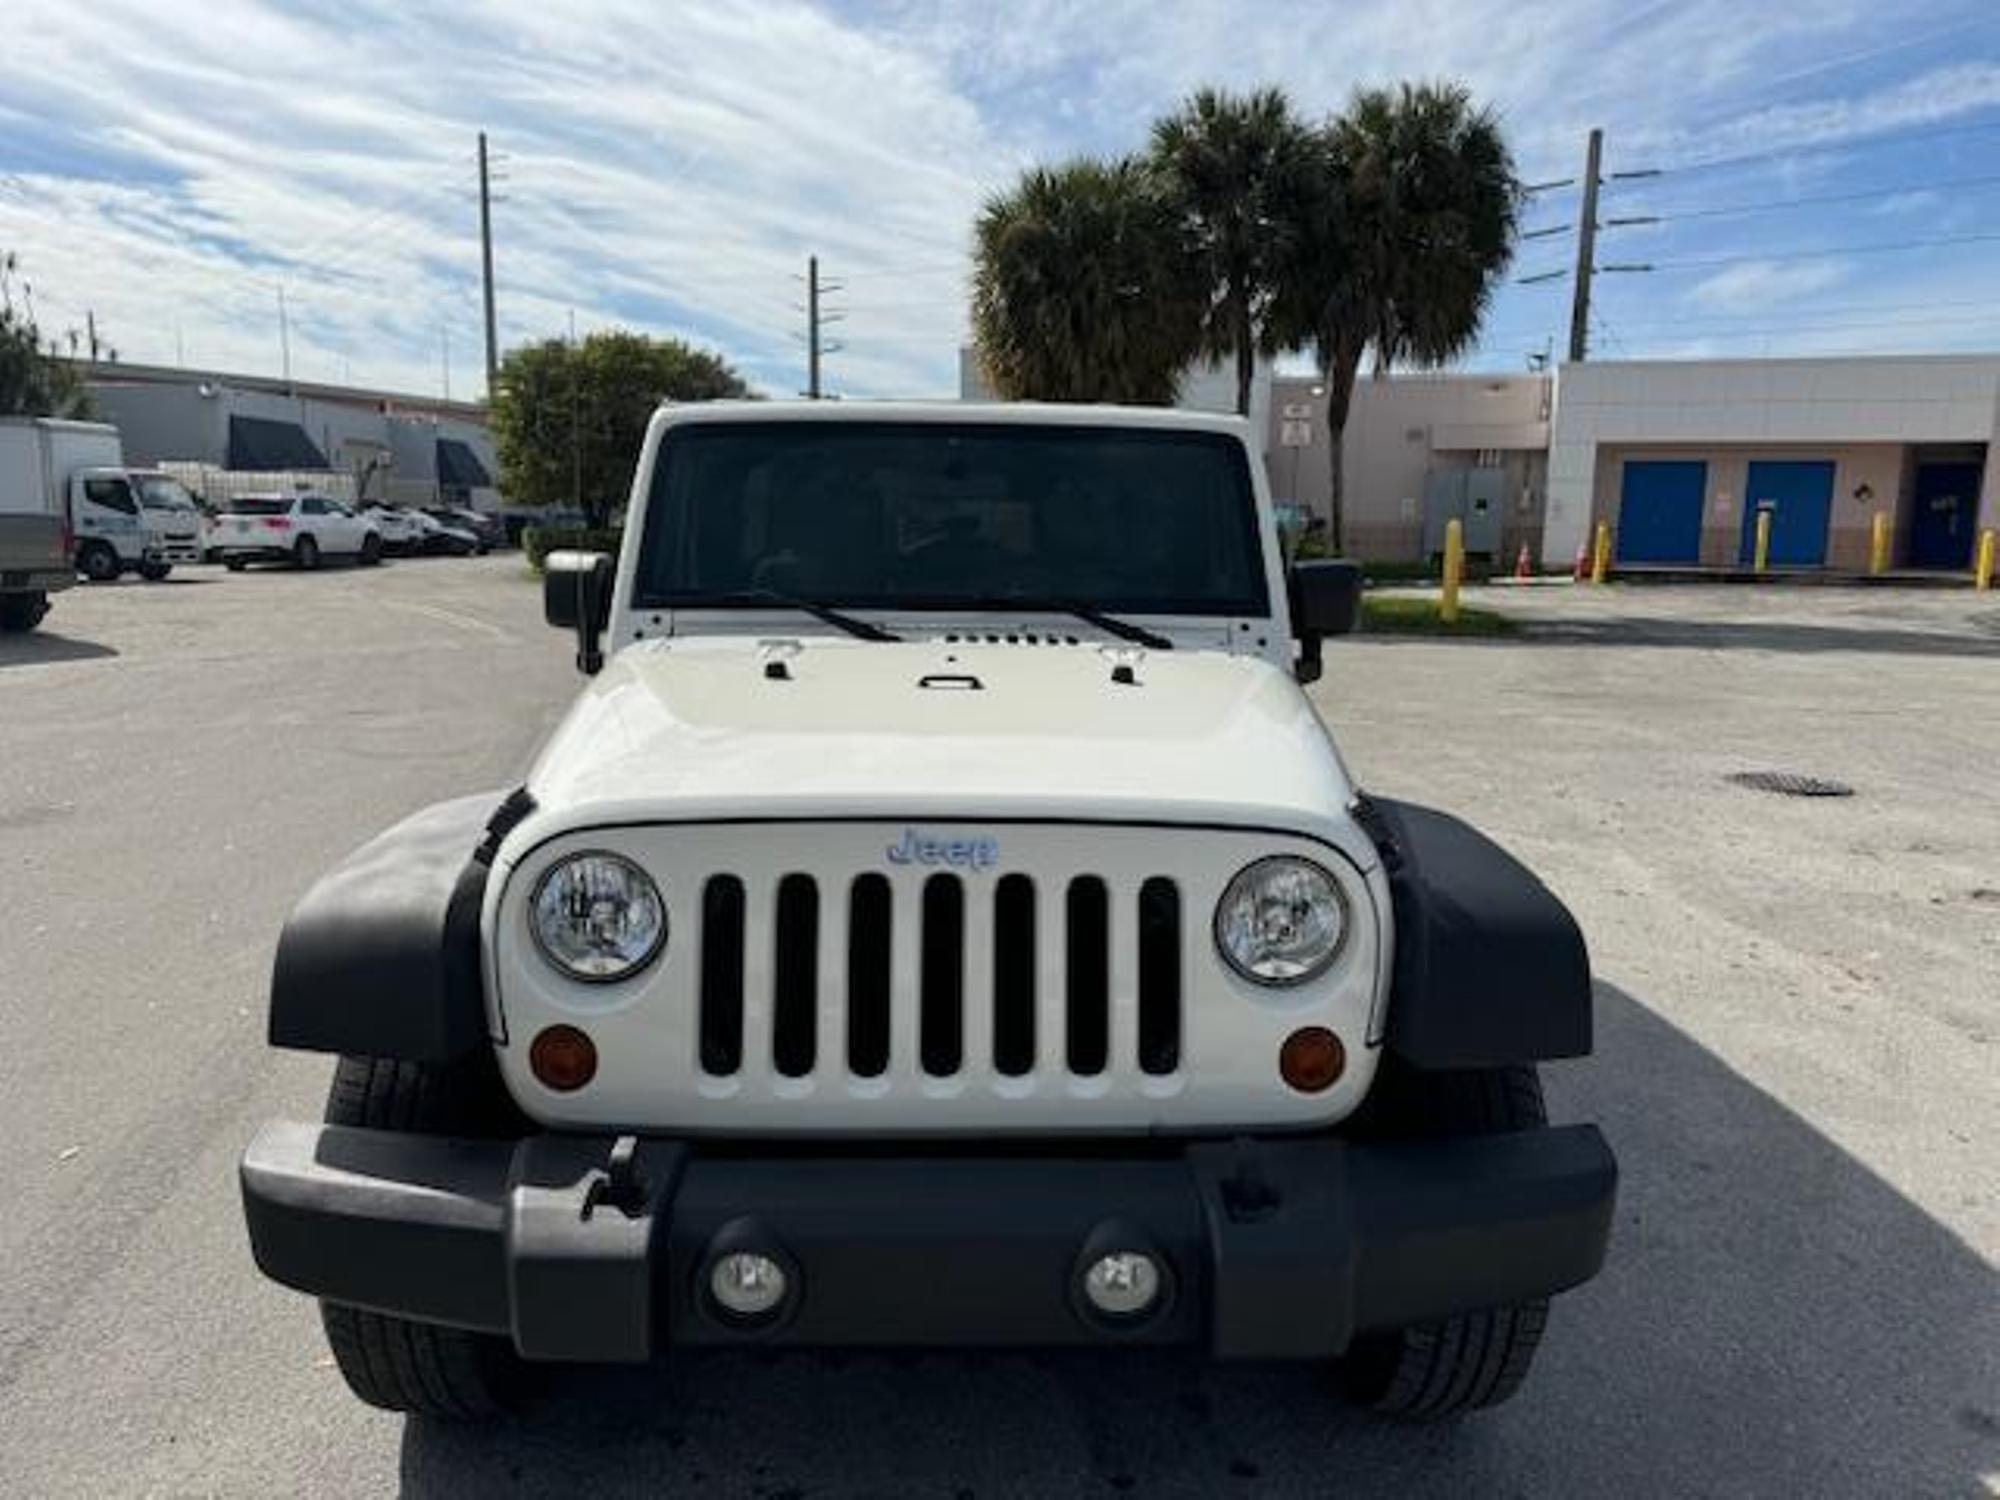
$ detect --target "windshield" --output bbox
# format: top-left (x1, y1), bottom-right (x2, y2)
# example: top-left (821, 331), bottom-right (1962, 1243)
top-left (636, 421), bottom-right (1267, 616)
top-left (136, 476), bottom-right (198, 511)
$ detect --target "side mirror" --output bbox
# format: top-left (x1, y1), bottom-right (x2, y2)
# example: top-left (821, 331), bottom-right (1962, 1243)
top-left (1288, 559), bottom-right (1362, 685)
top-left (544, 550), bottom-right (615, 675)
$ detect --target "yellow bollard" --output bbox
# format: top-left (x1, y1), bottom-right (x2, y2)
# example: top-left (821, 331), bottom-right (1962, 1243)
top-left (1753, 507), bottom-right (1773, 574)
top-left (1591, 520), bottom-right (1611, 585)
top-left (1441, 518), bottom-right (1464, 623)
top-left (1977, 528), bottom-right (1996, 591)
top-left (1869, 511), bottom-right (1891, 576)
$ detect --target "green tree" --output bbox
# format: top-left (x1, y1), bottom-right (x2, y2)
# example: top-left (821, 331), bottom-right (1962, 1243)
top-left (0, 253), bottom-right (93, 418)
top-left (1149, 87), bottom-right (1315, 416)
top-left (1282, 83), bottom-right (1520, 553)
top-left (971, 157), bottom-right (1203, 405)
top-left (490, 330), bottom-right (751, 527)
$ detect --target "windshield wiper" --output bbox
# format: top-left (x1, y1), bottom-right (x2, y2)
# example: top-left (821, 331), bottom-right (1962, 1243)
top-left (998, 597), bottom-right (1173, 652)
top-left (693, 589), bottom-right (902, 643)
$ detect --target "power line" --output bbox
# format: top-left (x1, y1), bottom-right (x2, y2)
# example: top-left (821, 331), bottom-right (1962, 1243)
top-left (1599, 169), bottom-right (2000, 226)
top-left (1637, 115), bottom-right (2000, 180)
top-left (1640, 228), bottom-right (2000, 271)
top-left (1544, 293), bottom-right (2000, 335)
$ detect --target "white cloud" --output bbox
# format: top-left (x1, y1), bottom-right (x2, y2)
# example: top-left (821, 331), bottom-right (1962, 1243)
top-left (1687, 258), bottom-right (1854, 312)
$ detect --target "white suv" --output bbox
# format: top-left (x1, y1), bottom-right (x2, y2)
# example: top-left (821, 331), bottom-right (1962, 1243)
top-left (213, 493), bottom-right (382, 570)
top-left (242, 402), bottom-right (1615, 1423)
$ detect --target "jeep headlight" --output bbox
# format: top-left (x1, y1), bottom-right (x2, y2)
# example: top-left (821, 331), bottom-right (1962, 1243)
top-left (1214, 856), bottom-right (1348, 985)
top-left (530, 852), bottom-right (666, 982)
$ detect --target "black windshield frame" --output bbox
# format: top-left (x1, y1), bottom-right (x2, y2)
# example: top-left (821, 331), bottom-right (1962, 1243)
top-left (634, 420), bottom-right (1270, 618)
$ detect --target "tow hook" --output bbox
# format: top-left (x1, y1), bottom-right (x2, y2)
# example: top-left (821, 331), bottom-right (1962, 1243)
top-left (582, 1134), bottom-right (647, 1219)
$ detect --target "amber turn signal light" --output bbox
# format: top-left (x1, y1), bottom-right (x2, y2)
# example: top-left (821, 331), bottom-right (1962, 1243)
top-left (1279, 1026), bottom-right (1344, 1093)
top-left (529, 1024), bottom-right (598, 1091)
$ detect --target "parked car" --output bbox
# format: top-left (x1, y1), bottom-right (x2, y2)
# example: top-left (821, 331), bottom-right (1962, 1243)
top-left (424, 506), bottom-right (502, 551)
top-left (212, 494), bottom-right (383, 570)
top-left (409, 510), bottom-right (481, 557)
top-left (242, 400), bottom-right (1616, 1422)
top-left (360, 505), bottom-right (427, 556)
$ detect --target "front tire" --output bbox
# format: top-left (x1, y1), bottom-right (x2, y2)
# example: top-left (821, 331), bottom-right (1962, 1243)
top-left (78, 542), bottom-right (120, 582)
top-left (294, 534), bottom-right (321, 570)
top-left (1337, 1061), bottom-right (1552, 1419)
top-left (359, 532), bottom-right (383, 567)
top-left (318, 1055), bottom-right (531, 1419)
top-left (224, 557), bottom-right (247, 572)
top-left (139, 560), bottom-right (172, 581)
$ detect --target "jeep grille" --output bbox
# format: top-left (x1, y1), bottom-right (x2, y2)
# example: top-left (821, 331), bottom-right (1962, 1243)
top-left (695, 871), bottom-right (1182, 1082)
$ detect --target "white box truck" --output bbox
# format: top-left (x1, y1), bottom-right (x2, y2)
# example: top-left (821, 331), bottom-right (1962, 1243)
top-left (0, 417), bottom-right (123, 632)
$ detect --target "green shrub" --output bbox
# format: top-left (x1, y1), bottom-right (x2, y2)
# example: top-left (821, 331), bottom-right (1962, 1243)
top-left (522, 526), bottom-right (622, 572)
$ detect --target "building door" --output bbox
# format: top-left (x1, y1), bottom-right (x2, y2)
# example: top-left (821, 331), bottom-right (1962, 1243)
top-left (1617, 460), bottom-right (1706, 564)
top-left (1739, 460), bottom-right (1834, 567)
top-left (1907, 461), bottom-right (1983, 569)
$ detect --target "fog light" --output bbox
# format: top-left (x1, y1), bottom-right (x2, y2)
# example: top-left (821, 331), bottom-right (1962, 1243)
top-left (1082, 1252), bottom-right (1162, 1318)
top-left (1279, 1026), bottom-right (1345, 1093)
top-left (529, 1024), bottom-right (597, 1091)
top-left (709, 1251), bottom-right (789, 1319)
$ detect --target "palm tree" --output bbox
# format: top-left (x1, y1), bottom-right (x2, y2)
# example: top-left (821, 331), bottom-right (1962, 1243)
top-left (1282, 83), bottom-right (1520, 553)
top-left (971, 158), bottom-right (1203, 405)
top-left (1150, 87), bottom-right (1314, 416)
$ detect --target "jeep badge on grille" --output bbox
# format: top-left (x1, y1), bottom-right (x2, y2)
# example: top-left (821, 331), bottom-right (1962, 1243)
top-left (886, 828), bottom-right (1000, 871)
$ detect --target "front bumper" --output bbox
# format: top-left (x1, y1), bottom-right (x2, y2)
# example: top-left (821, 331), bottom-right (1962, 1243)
top-left (241, 1123), bottom-right (1615, 1362)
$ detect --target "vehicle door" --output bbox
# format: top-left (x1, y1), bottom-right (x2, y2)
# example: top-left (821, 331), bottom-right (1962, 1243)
top-left (77, 475), bottom-right (146, 558)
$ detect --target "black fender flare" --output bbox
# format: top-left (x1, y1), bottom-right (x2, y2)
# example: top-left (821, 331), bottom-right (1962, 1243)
top-left (1356, 796), bottom-right (1593, 1068)
top-left (267, 789), bottom-right (533, 1061)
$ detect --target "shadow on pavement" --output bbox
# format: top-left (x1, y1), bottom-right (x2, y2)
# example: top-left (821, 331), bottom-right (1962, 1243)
top-left (0, 631), bottom-right (117, 668)
top-left (399, 983), bottom-right (1998, 1498)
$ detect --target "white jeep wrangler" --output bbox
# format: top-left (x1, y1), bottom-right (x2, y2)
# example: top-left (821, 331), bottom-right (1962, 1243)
top-left (241, 402), bottom-right (1614, 1421)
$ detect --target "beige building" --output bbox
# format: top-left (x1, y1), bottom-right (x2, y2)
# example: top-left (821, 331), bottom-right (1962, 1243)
top-left (1266, 373), bottom-right (1550, 562)
top-left (960, 344), bottom-right (1998, 575)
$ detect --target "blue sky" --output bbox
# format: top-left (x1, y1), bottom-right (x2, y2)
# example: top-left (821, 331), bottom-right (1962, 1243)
top-left (1, 1), bottom-right (1997, 400)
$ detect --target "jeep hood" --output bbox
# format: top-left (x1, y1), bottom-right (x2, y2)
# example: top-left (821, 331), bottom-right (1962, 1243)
top-left (517, 637), bottom-right (1363, 855)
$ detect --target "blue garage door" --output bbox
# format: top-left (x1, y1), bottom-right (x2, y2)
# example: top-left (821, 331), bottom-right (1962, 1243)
top-left (1739, 461), bottom-right (1834, 567)
top-left (1617, 460), bottom-right (1707, 564)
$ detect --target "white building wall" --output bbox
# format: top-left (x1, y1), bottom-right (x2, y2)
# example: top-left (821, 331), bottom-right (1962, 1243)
top-left (1544, 355), bottom-right (2000, 566)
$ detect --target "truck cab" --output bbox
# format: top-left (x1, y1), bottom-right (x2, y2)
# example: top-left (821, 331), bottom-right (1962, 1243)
top-left (69, 466), bottom-right (203, 582)
top-left (242, 401), bottom-right (1615, 1423)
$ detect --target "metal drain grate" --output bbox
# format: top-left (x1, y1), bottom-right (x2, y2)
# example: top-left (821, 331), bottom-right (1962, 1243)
top-left (1727, 771), bottom-right (1855, 798)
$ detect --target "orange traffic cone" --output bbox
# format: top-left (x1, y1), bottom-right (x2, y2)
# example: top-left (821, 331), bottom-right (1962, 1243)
top-left (1515, 542), bottom-right (1532, 581)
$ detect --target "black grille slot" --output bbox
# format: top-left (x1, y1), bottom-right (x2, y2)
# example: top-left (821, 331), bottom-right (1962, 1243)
top-left (992, 874), bottom-right (1036, 1076)
top-left (1065, 876), bottom-right (1109, 1076)
top-left (1137, 877), bottom-right (1182, 1075)
top-left (920, 873), bottom-right (964, 1076)
top-left (847, 874), bottom-right (892, 1077)
top-left (772, 874), bottom-right (818, 1078)
top-left (698, 875), bottom-right (745, 1076)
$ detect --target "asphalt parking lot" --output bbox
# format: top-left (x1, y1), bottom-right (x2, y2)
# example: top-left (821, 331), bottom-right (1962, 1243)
top-left (1, 563), bottom-right (1994, 1497)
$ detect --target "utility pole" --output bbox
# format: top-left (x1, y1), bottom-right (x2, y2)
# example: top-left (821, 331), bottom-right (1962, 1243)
top-left (802, 256), bottom-right (845, 398)
top-left (478, 130), bottom-right (498, 400)
top-left (568, 309), bottom-right (582, 515)
top-left (277, 284), bottom-right (292, 389)
top-left (442, 326), bottom-right (451, 401)
top-left (1568, 128), bottom-right (1602, 364)
top-left (86, 310), bottom-right (99, 362)
top-left (807, 255), bottom-right (822, 398)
